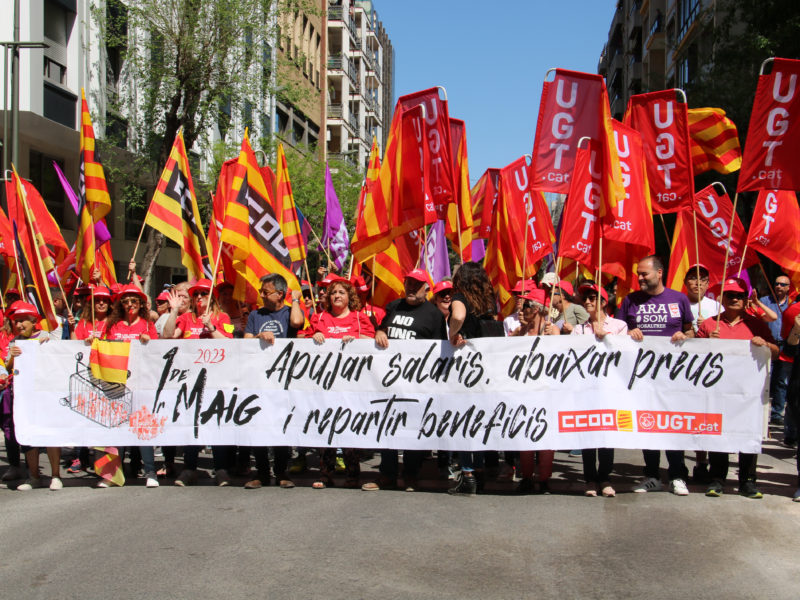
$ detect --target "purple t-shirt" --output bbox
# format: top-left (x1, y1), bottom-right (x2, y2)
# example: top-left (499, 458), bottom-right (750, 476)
top-left (617, 288), bottom-right (693, 337)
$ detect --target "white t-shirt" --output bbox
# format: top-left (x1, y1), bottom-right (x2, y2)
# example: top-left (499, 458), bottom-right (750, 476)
top-left (690, 296), bottom-right (719, 331)
top-left (503, 314), bottom-right (520, 336)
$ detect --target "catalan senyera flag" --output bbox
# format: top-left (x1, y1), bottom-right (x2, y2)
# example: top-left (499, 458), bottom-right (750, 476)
top-left (275, 144), bottom-right (306, 264)
top-left (5, 174), bottom-right (69, 266)
top-left (79, 88), bottom-right (112, 222)
top-left (470, 168), bottom-right (500, 240)
top-left (687, 108), bottom-right (742, 175)
top-left (351, 137), bottom-right (387, 262)
top-left (89, 339), bottom-right (131, 384)
top-left (144, 130), bottom-right (213, 280)
top-left (12, 222), bottom-right (58, 331)
top-left (94, 447), bottom-right (125, 487)
top-left (74, 195), bottom-right (96, 283)
top-left (370, 232), bottom-right (420, 308)
top-left (219, 132), bottom-right (299, 302)
top-left (446, 118), bottom-right (474, 261)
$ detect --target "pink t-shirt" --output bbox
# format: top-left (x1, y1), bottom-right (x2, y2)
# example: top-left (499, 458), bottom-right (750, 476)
top-left (105, 319), bottom-right (159, 342)
top-left (74, 319), bottom-right (108, 340)
top-left (571, 316), bottom-right (628, 337)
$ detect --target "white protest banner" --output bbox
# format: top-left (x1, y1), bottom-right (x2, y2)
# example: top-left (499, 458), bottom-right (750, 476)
top-left (13, 336), bottom-right (770, 452)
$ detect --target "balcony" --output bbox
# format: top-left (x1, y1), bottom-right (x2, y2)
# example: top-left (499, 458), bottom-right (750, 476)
top-left (628, 10), bottom-right (642, 39)
top-left (328, 54), bottom-right (358, 83)
top-left (328, 103), bottom-right (343, 119)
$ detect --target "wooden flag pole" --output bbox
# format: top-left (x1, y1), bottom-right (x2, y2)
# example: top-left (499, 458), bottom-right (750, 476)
top-left (455, 206), bottom-right (465, 265)
top-left (203, 240), bottom-right (226, 318)
top-left (757, 260), bottom-right (780, 304)
top-left (737, 245), bottom-right (748, 278)
top-left (91, 286), bottom-right (95, 334)
top-left (715, 190), bottom-right (740, 333)
top-left (546, 256), bottom-right (562, 324)
top-left (692, 208), bottom-right (703, 319)
top-left (307, 222), bottom-right (334, 268)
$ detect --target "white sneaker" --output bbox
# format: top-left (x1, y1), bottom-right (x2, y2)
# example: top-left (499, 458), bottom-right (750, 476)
top-left (49, 477), bottom-right (63, 490)
top-left (17, 478), bottom-right (42, 491)
top-left (146, 476), bottom-right (159, 488)
top-left (669, 478), bottom-right (690, 496)
top-left (632, 477), bottom-right (663, 493)
top-left (95, 480), bottom-right (109, 488)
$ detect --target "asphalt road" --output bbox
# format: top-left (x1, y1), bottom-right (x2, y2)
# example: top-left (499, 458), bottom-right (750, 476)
top-left (1, 434), bottom-right (799, 600)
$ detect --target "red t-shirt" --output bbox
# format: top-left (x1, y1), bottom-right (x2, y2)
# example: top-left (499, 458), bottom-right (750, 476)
top-left (697, 312), bottom-right (776, 342)
top-left (74, 319), bottom-right (108, 340)
top-left (362, 303), bottom-right (386, 328)
top-left (175, 312), bottom-right (233, 339)
top-left (105, 319), bottom-right (159, 342)
top-left (310, 311), bottom-right (375, 339)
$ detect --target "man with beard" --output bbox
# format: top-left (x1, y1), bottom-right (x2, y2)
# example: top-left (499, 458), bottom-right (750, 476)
top-left (617, 255), bottom-right (694, 496)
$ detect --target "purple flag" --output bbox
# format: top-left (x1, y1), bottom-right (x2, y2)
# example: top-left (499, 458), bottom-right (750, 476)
top-left (53, 161), bottom-right (111, 246)
top-left (425, 220), bottom-right (451, 283)
top-left (320, 163), bottom-right (350, 270)
top-left (470, 238), bottom-right (486, 263)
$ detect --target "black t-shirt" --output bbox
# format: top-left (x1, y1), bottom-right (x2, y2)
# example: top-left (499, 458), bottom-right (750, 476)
top-left (450, 292), bottom-right (502, 339)
top-left (379, 299), bottom-right (447, 341)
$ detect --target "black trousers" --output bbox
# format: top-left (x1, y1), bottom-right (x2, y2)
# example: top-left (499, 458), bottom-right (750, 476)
top-left (582, 448), bottom-right (614, 483)
top-left (709, 452), bottom-right (757, 484)
top-left (642, 449), bottom-right (688, 480)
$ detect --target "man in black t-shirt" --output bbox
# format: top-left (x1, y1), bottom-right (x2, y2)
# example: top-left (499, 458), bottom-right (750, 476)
top-left (362, 269), bottom-right (446, 492)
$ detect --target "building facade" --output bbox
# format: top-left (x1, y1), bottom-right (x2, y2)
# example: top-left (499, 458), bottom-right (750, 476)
top-left (325, 0), bottom-right (392, 171)
top-left (598, 0), bottom-right (715, 119)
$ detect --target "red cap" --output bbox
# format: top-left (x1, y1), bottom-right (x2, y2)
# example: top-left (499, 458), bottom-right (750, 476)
top-left (687, 263), bottom-right (710, 274)
top-left (156, 291), bottom-right (170, 302)
top-left (189, 278), bottom-right (213, 297)
top-left (557, 280), bottom-right (574, 297)
top-left (117, 284), bottom-right (147, 302)
top-left (578, 283), bottom-right (608, 303)
top-left (512, 280), bottom-right (537, 294)
top-left (90, 285), bottom-right (112, 300)
top-left (351, 275), bottom-right (369, 293)
top-left (432, 281), bottom-right (454, 296)
top-left (5, 288), bottom-right (20, 298)
top-left (405, 269), bottom-right (432, 285)
top-left (521, 289), bottom-right (547, 306)
top-left (318, 274), bottom-right (336, 288)
top-left (8, 301), bottom-right (39, 320)
top-left (720, 277), bottom-right (747, 294)
top-left (73, 285), bottom-right (91, 297)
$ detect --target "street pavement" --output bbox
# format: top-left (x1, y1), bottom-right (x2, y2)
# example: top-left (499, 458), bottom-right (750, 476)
top-left (1, 429), bottom-right (799, 600)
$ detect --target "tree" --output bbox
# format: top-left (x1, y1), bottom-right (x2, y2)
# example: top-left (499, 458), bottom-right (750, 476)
top-left (94, 0), bottom-right (319, 294)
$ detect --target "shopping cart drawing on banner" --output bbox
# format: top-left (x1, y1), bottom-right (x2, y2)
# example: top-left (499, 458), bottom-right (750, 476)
top-left (59, 352), bottom-right (131, 428)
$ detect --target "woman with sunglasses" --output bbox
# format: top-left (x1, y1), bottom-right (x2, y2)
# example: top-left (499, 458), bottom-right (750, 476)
top-left (571, 283), bottom-right (628, 497)
top-left (163, 279), bottom-right (233, 487)
top-left (102, 284), bottom-right (159, 488)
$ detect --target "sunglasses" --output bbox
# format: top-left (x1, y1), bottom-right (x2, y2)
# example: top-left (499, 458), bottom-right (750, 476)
top-left (193, 291), bottom-right (210, 297)
top-left (121, 298), bottom-right (140, 306)
top-left (724, 292), bottom-right (747, 300)
top-left (775, 282), bottom-right (790, 287)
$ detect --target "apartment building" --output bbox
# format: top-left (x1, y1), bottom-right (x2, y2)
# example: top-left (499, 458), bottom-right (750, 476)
top-left (325, 0), bottom-right (392, 171)
top-left (598, 0), bottom-right (715, 118)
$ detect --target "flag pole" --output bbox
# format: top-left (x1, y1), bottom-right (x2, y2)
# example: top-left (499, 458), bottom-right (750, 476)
top-left (757, 260), bottom-right (779, 304)
top-left (547, 256), bottom-right (562, 324)
top-left (692, 208), bottom-right (703, 319)
top-left (737, 245), bottom-right (748, 278)
top-left (715, 187), bottom-right (739, 333)
top-left (91, 285), bottom-right (95, 334)
top-left (307, 222), bottom-right (334, 268)
top-left (203, 240), bottom-right (226, 318)
top-left (370, 256), bottom-right (376, 297)
top-left (455, 207), bottom-right (465, 265)
top-left (595, 235), bottom-right (603, 290)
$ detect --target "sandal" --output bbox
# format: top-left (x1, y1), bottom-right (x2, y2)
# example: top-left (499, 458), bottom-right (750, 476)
top-left (584, 483), bottom-right (598, 497)
top-left (312, 477), bottom-right (334, 490)
top-left (600, 482), bottom-right (616, 497)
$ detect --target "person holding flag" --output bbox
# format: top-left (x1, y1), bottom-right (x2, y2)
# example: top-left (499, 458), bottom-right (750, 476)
top-left (6, 302), bottom-right (62, 490)
top-left (697, 277), bottom-right (778, 499)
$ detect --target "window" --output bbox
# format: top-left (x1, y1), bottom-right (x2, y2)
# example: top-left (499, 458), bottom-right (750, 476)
top-left (42, 82), bottom-right (76, 128)
top-left (43, 57), bottom-right (66, 85)
top-left (677, 0), bottom-right (700, 41)
top-left (29, 150), bottom-right (67, 224)
top-left (44, 0), bottom-right (74, 46)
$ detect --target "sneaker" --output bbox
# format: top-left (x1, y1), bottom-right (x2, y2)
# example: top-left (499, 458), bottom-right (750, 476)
top-left (568, 449), bottom-right (582, 457)
top-left (244, 479), bottom-right (263, 489)
top-left (1, 466), bottom-right (25, 481)
top-left (334, 455), bottom-right (346, 472)
top-left (793, 487), bottom-right (800, 502)
top-left (669, 478), bottom-right (690, 496)
top-left (632, 477), bottom-right (663, 493)
top-left (215, 469), bottom-right (231, 487)
top-left (288, 455), bottom-right (307, 474)
top-left (174, 469), bottom-right (198, 487)
top-left (17, 478), bottom-right (43, 491)
top-left (448, 473), bottom-right (477, 496)
top-left (95, 480), bottom-right (110, 488)
top-left (361, 476), bottom-right (397, 491)
top-left (403, 478), bottom-right (418, 492)
top-left (740, 480), bottom-right (763, 499)
top-left (145, 472), bottom-right (159, 488)
top-left (66, 459), bottom-right (83, 474)
top-left (705, 480), bottom-right (723, 497)
top-left (49, 477), bottom-right (63, 490)
top-left (692, 463), bottom-right (711, 484)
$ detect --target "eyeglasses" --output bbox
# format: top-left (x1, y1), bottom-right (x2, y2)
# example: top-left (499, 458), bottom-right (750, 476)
top-left (121, 298), bottom-right (140, 306)
top-left (583, 294), bottom-right (598, 302)
top-left (685, 275), bottom-right (709, 282)
top-left (260, 289), bottom-right (282, 297)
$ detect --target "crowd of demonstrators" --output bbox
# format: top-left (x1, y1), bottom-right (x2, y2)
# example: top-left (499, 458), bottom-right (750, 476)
top-left (2, 255), bottom-right (799, 502)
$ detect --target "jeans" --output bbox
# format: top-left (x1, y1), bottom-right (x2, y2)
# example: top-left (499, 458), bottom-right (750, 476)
top-left (582, 448), bottom-right (614, 483)
top-left (709, 452), bottom-right (757, 484)
top-left (127, 446), bottom-right (156, 476)
top-left (642, 450), bottom-right (687, 480)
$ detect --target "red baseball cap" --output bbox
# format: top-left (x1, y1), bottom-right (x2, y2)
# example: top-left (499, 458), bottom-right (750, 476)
top-left (8, 301), bottom-right (39, 320)
top-left (117, 284), bottom-right (147, 302)
top-left (578, 283), bottom-right (608, 303)
top-left (318, 274), bottom-right (336, 288)
top-left (557, 280), bottom-right (574, 297)
top-left (405, 269), bottom-right (432, 285)
top-left (720, 277), bottom-right (747, 294)
top-left (90, 285), bottom-right (112, 300)
top-left (156, 291), bottom-right (170, 302)
top-left (189, 278), bottom-right (213, 297)
top-left (351, 275), bottom-right (369, 293)
top-left (432, 281), bottom-right (454, 296)
top-left (512, 280), bottom-right (537, 294)
top-left (521, 289), bottom-right (547, 306)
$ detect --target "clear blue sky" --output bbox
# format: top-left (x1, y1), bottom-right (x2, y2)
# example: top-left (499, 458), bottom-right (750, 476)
top-left (374, 1), bottom-right (616, 184)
